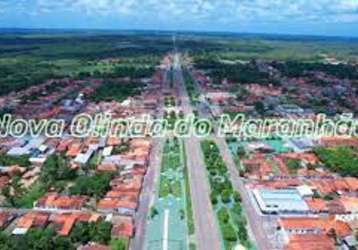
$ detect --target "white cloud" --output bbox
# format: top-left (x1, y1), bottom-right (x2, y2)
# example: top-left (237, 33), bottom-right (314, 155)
top-left (1, 0), bottom-right (358, 25)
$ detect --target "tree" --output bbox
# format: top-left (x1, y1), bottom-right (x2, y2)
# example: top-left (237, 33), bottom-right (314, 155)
top-left (286, 159), bottom-right (301, 174)
top-left (54, 236), bottom-right (74, 250)
top-left (254, 101), bottom-right (265, 115)
top-left (0, 232), bottom-right (14, 250)
top-left (232, 203), bottom-right (242, 215)
top-left (150, 207), bottom-right (159, 219)
top-left (69, 173), bottom-right (112, 198)
top-left (41, 154), bottom-right (77, 187)
top-left (314, 146), bottom-right (358, 177)
top-left (70, 222), bottom-right (90, 244)
top-left (236, 146), bottom-right (246, 158)
top-left (111, 238), bottom-right (128, 250)
top-left (210, 193), bottom-right (218, 205)
top-left (222, 224), bottom-right (237, 242)
top-left (11, 175), bottom-right (25, 198)
top-left (237, 222), bottom-right (248, 242)
top-left (1, 186), bottom-right (15, 207)
top-left (0, 154), bottom-right (30, 167)
top-left (217, 208), bottom-right (230, 224)
top-left (70, 220), bottom-right (112, 245)
top-left (90, 221), bottom-right (112, 244)
top-left (221, 189), bottom-right (232, 204)
top-left (90, 80), bottom-right (142, 103)
top-left (233, 191), bottom-right (242, 203)
top-left (26, 228), bottom-right (56, 250)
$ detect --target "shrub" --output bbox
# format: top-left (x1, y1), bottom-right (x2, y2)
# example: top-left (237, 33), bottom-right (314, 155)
top-left (210, 193), bottom-right (218, 205)
top-left (221, 224), bottom-right (237, 242)
top-left (150, 207), bottom-right (159, 218)
top-left (221, 189), bottom-right (232, 204)
top-left (69, 173), bottom-right (112, 197)
top-left (232, 203), bottom-right (242, 215)
top-left (233, 191), bottom-right (241, 202)
top-left (217, 208), bottom-right (230, 224)
top-left (237, 222), bottom-right (248, 242)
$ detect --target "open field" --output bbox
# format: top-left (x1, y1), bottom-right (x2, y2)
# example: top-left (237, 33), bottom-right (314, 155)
top-left (1, 30), bottom-right (358, 96)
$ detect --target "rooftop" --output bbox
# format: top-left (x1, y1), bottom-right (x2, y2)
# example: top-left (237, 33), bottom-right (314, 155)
top-left (35, 193), bottom-right (88, 210)
top-left (253, 188), bottom-right (309, 213)
top-left (285, 234), bottom-right (335, 250)
top-left (279, 216), bottom-right (352, 238)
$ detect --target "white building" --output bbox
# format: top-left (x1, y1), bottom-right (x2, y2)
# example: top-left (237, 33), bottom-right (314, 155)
top-left (253, 188), bottom-right (310, 214)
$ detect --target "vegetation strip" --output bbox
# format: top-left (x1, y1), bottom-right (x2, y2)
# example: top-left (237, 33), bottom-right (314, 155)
top-left (201, 140), bottom-right (251, 250)
top-left (183, 68), bottom-right (199, 105)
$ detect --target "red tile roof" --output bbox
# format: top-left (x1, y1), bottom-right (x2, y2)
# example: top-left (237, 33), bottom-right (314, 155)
top-left (56, 139), bottom-right (73, 152)
top-left (112, 221), bottom-right (134, 238)
top-left (344, 177), bottom-right (358, 191)
top-left (305, 198), bottom-right (328, 213)
top-left (338, 196), bottom-right (358, 213)
top-left (51, 212), bottom-right (100, 236)
top-left (97, 198), bottom-right (137, 211)
top-left (285, 234), bottom-right (335, 250)
top-left (242, 154), bottom-right (272, 179)
top-left (97, 164), bottom-right (117, 173)
top-left (66, 143), bottom-right (82, 157)
top-left (17, 212), bottom-right (49, 229)
top-left (279, 217), bottom-right (352, 238)
top-left (320, 136), bottom-right (358, 148)
top-left (280, 153), bottom-right (319, 165)
top-left (0, 212), bottom-right (13, 228)
top-left (0, 175), bottom-right (10, 188)
top-left (332, 179), bottom-right (350, 192)
top-left (308, 180), bottom-right (334, 195)
top-left (107, 137), bottom-right (121, 146)
top-left (36, 193), bottom-right (87, 210)
top-left (110, 176), bottom-right (143, 192)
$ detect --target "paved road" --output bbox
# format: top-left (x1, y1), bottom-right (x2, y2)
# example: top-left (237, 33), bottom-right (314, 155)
top-left (174, 54), bottom-right (221, 250)
top-left (214, 137), bottom-right (274, 250)
top-left (130, 69), bottom-right (166, 250)
top-left (130, 136), bottom-right (163, 250)
top-left (184, 59), bottom-right (276, 250)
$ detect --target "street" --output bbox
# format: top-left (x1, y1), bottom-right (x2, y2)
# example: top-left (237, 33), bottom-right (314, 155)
top-left (182, 52), bottom-right (277, 250)
top-left (134, 52), bottom-right (276, 250)
top-left (130, 69), bottom-right (167, 250)
top-left (214, 137), bottom-right (275, 250)
top-left (174, 54), bottom-right (221, 250)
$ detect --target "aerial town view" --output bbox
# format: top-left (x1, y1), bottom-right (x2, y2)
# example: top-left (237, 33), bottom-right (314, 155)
top-left (0, 1), bottom-right (358, 250)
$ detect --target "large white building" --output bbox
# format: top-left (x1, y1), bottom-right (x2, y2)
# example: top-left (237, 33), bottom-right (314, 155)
top-left (253, 188), bottom-right (310, 214)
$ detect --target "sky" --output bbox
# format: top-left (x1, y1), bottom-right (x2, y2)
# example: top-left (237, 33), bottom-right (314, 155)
top-left (0, 0), bottom-right (358, 37)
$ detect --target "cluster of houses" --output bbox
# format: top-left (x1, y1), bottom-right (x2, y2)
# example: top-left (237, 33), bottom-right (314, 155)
top-left (0, 134), bottom-right (153, 247)
top-left (96, 138), bottom-right (151, 216)
top-left (190, 59), bottom-right (358, 249)
top-left (0, 79), bottom-right (100, 120)
top-left (237, 136), bottom-right (358, 249)
top-left (190, 58), bottom-right (358, 249)
top-left (0, 209), bottom-right (133, 246)
top-left (0, 64), bottom-right (165, 249)
top-left (193, 62), bottom-right (358, 118)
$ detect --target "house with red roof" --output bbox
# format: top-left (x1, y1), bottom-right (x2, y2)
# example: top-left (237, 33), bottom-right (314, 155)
top-left (34, 193), bottom-right (88, 211)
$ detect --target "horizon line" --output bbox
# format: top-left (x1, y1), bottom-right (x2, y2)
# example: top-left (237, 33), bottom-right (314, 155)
top-left (1, 27), bottom-right (358, 40)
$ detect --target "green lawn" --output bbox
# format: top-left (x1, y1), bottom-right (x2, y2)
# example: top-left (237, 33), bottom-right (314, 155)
top-left (159, 138), bottom-right (183, 198)
top-left (314, 146), bottom-right (358, 177)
